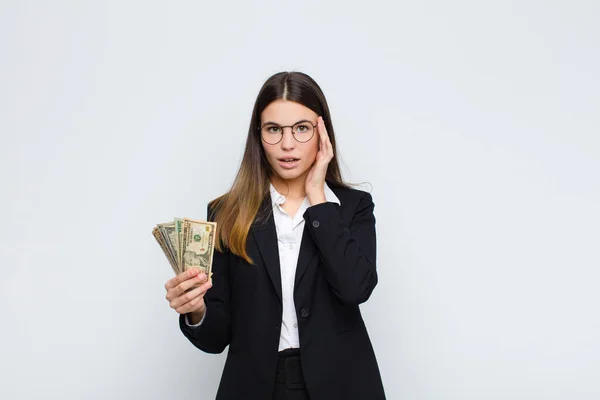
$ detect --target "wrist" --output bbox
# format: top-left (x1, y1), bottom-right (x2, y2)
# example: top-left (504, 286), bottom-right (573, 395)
top-left (188, 307), bottom-right (205, 325)
top-left (307, 190), bottom-right (326, 206)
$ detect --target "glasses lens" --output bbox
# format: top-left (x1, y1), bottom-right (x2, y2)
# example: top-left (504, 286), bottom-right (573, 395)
top-left (293, 122), bottom-right (314, 142)
top-left (261, 124), bottom-right (282, 144)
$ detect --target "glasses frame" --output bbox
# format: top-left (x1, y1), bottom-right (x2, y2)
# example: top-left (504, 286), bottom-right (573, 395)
top-left (258, 120), bottom-right (317, 145)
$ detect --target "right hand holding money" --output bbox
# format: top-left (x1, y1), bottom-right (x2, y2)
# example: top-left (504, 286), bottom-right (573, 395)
top-left (165, 268), bottom-right (213, 319)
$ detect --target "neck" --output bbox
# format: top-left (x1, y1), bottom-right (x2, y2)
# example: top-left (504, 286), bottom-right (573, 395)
top-left (270, 171), bottom-right (309, 200)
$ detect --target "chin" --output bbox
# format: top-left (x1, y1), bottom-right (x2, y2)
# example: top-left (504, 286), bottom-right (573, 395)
top-left (276, 170), bottom-right (302, 180)
top-left (274, 166), bottom-right (308, 181)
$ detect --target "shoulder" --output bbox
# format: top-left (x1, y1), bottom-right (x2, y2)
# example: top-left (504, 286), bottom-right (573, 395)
top-left (328, 183), bottom-right (374, 208)
top-left (326, 184), bottom-right (375, 224)
top-left (207, 192), bottom-right (229, 220)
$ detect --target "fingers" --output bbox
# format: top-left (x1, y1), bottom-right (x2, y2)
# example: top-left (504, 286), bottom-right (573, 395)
top-left (176, 295), bottom-right (204, 315)
top-left (171, 279), bottom-right (213, 312)
top-left (179, 272), bottom-right (209, 295)
top-left (319, 121), bottom-right (325, 151)
top-left (317, 116), bottom-right (333, 159)
top-left (165, 269), bottom-right (208, 301)
top-left (165, 268), bottom-right (199, 290)
top-left (318, 116), bottom-right (326, 144)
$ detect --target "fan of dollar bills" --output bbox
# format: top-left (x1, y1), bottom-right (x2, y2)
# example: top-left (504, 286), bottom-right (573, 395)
top-left (152, 217), bottom-right (217, 282)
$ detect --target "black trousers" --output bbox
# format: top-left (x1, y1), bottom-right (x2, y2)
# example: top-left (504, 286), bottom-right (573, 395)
top-left (272, 348), bottom-right (310, 400)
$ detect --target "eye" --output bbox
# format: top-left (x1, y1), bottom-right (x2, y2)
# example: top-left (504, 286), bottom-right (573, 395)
top-left (266, 125), bottom-right (281, 133)
top-left (295, 124), bottom-right (309, 133)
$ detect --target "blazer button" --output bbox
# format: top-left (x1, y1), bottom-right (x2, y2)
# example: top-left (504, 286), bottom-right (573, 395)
top-left (312, 221), bottom-right (320, 228)
top-left (300, 308), bottom-right (310, 318)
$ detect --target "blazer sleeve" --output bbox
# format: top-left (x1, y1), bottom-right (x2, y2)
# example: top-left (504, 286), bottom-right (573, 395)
top-left (178, 204), bottom-right (232, 354)
top-left (302, 191), bottom-right (378, 305)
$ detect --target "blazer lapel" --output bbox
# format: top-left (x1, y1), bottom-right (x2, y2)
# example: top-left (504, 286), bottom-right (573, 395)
top-left (294, 224), bottom-right (318, 288)
top-left (250, 196), bottom-right (282, 302)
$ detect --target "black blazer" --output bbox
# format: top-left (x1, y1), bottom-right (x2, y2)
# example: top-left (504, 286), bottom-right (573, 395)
top-left (179, 185), bottom-right (386, 399)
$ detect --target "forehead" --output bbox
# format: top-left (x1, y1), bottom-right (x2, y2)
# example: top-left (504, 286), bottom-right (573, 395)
top-left (261, 100), bottom-right (317, 124)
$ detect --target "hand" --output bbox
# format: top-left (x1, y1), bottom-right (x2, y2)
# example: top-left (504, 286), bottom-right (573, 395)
top-left (165, 268), bottom-right (212, 317)
top-left (305, 116), bottom-right (333, 203)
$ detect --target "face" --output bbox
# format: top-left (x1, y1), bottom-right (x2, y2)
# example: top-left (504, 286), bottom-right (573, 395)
top-left (260, 99), bottom-right (319, 183)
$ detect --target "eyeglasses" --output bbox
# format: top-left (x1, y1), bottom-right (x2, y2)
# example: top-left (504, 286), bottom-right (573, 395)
top-left (258, 120), bottom-right (317, 145)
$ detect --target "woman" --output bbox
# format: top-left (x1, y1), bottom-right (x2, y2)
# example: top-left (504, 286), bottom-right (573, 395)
top-left (164, 71), bottom-right (386, 400)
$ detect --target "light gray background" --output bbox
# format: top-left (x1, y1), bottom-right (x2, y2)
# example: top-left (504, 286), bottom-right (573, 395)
top-left (1, 1), bottom-right (599, 399)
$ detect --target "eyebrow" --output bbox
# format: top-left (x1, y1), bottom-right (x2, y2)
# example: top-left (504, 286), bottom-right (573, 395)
top-left (261, 119), bottom-right (313, 127)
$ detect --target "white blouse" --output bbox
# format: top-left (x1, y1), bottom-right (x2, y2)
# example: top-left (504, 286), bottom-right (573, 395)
top-left (186, 183), bottom-right (341, 351)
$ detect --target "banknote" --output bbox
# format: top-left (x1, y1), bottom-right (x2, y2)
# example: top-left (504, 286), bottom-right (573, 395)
top-left (152, 227), bottom-right (179, 275)
top-left (153, 217), bottom-right (217, 282)
top-left (157, 222), bottom-right (179, 272)
top-left (175, 217), bottom-right (184, 269)
top-left (182, 218), bottom-right (217, 284)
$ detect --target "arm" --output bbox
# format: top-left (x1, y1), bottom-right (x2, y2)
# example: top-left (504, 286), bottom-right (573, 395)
top-left (302, 191), bottom-right (378, 305)
top-left (178, 204), bottom-right (231, 353)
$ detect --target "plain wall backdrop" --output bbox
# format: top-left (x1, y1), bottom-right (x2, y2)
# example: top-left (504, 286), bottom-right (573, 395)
top-left (1, 1), bottom-right (599, 399)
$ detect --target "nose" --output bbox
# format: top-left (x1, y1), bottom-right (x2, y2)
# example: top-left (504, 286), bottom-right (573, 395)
top-left (280, 127), bottom-right (296, 149)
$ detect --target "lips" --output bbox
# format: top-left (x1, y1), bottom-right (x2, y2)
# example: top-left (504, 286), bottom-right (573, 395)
top-left (277, 157), bottom-right (300, 169)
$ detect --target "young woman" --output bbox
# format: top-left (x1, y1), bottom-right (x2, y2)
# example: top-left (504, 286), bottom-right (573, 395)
top-left (164, 71), bottom-right (386, 400)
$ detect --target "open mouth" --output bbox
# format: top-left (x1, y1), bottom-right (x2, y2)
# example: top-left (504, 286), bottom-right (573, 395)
top-left (278, 157), bottom-right (300, 169)
top-left (279, 158), bottom-right (300, 163)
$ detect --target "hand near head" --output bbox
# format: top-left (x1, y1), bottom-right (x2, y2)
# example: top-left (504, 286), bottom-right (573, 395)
top-left (305, 116), bottom-right (333, 204)
top-left (165, 268), bottom-right (212, 319)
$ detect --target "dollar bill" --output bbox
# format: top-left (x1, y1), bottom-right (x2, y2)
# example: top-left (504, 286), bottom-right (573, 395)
top-left (152, 227), bottom-right (179, 275)
top-left (175, 217), bottom-right (184, 269)
top-left (157, 222), bottom-right (180, 273)
top-left (181, 218), bottom-right (217, 283)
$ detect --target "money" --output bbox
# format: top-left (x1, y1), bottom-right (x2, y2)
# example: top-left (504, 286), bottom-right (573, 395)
top-left (182, 218), bottom-right (217, 285)
top-left (152, 217), bottom-right (217, 282)
top-left (152, 227), bottom-right (179, 275)
top-left (175, 217), bottom-right (184, 269)
top-left (157, 222), bottom-right (179, 271)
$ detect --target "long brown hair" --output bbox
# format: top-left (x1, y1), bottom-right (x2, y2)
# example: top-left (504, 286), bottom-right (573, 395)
top-left (209, 71), bottom-right (352, 264)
